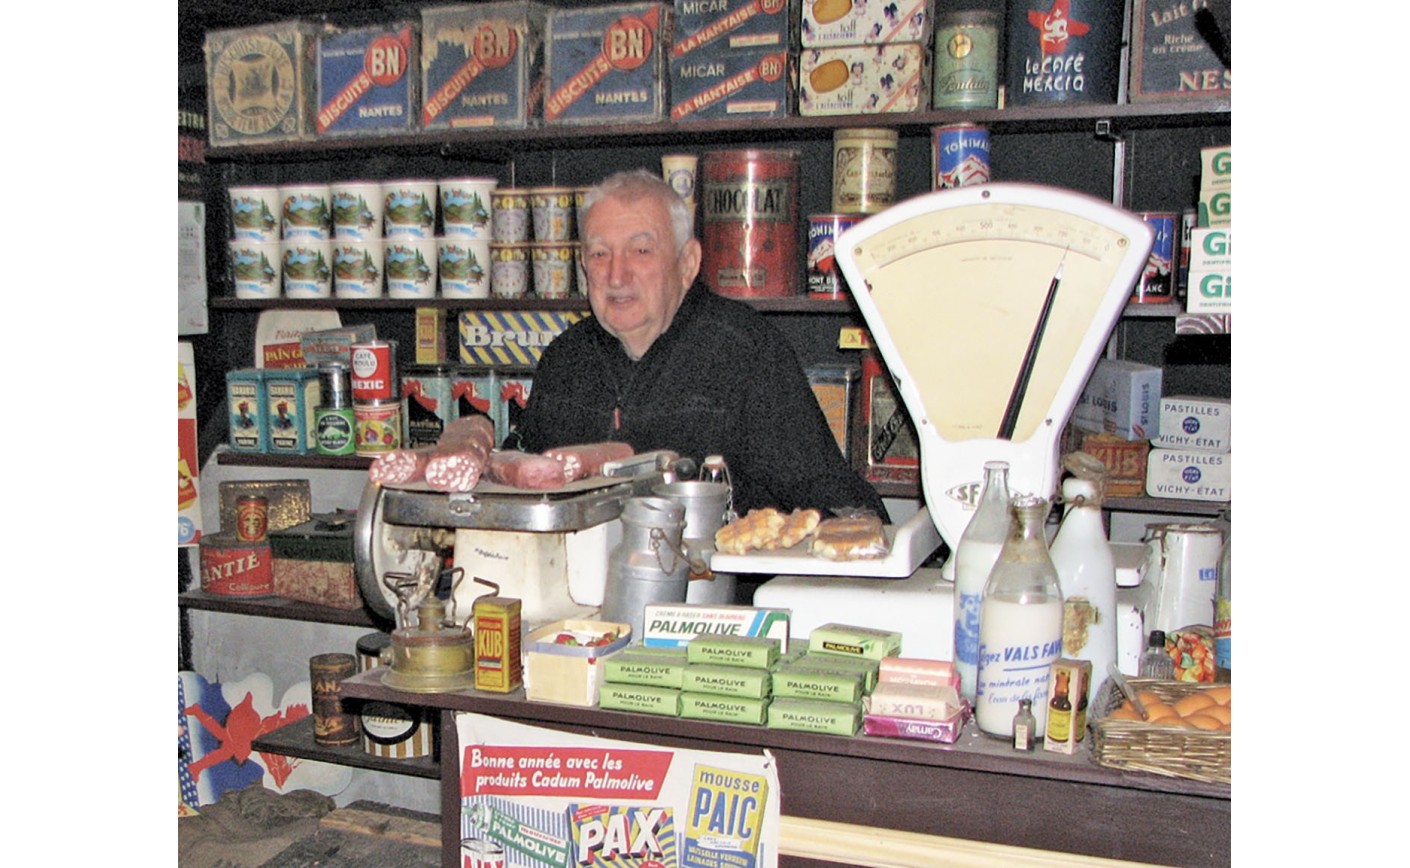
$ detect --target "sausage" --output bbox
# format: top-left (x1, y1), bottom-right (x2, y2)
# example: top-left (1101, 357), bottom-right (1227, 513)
top-left (423, 414), bottom-right (497, 492)
top-left (485, 450), bottom-right (568, 490)
top-left (367, 447), bottom-right (432, 485)
top-left (542, 442), bottom-right (635, 483)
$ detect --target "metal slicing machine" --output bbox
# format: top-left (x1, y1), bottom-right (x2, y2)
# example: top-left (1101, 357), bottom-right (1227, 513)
top-left (731, 183), bottom-right (1154, 660)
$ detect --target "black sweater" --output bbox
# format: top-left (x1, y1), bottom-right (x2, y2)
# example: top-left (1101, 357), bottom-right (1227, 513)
top-left (517, 282), bottom-right (887, 519)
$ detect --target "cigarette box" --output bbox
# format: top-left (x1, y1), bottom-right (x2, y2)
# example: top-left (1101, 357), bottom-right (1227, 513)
top-left (798, 42), bottom-right (929, 116)
top-left (1073, 359), bottom-right (1163, 442)
top-left (1145, 448), bottom-right (1231, 502)
top-left (420, 3), bottom-right (549, 130)
top-left (316, 21), bottom-right (420, 137)
top-left (205, 21), bottom-right (319, 146)
top-left (544, 3), bottom-right (673, 125)
top-left (800, 0), bottom-right (932, 48)
top-left (1152, 396), bottom-right (1231, 452)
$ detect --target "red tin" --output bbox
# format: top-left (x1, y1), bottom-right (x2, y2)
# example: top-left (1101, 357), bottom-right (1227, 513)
top-left (350, 339), bottom-right (398, 401)
top-left (199, 533), bottom-right (274, 597)
top-left (701, 149), bottom-right (800, 298)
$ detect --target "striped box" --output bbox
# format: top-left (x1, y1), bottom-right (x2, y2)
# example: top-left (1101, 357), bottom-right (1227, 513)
top-left (457, 310), bottom-right (586, 366)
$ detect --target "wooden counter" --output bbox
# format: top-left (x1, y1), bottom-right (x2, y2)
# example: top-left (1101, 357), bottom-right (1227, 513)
top-left (340, 669), bottom-right (1229, 867)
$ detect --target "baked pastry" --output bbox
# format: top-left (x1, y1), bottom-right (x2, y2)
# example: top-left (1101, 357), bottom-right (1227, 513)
top-left (809, 513), bottom-right (889, 560)
top-left (714, 508), bottom-right (787, 556)
top-left (770, 508), bottom-right (822, 549)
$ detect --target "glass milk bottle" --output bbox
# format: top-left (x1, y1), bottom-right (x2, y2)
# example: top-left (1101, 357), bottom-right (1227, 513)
top-left (974, 495), bottom-right (1064, 738)
top-left (953, 460), bottom-right (1011, 704)
top-left (1048, 476), bottom-right (1117, 690)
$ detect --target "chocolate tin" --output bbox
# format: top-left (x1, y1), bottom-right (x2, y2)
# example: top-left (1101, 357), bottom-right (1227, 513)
top-left (701, 148), bottom-right (800, 297)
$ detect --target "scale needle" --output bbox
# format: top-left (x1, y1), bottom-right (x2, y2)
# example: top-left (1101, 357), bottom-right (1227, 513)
top-left (997, 256), bottom-right (1065, 440)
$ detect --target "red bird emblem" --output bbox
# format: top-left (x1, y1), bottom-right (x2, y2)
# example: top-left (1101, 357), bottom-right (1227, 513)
top-left (1028, 0), bottom-right (1091, 56)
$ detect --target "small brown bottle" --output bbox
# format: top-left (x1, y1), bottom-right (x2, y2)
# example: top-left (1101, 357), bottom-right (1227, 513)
top-left (1012, 699), bottom-right (1037, 751)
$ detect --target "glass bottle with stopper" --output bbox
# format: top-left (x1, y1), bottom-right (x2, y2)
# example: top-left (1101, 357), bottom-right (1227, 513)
top-left (953, 460), bottom-right (1011, 705)
top-left (1048, 452), bottom-right (1117, 696)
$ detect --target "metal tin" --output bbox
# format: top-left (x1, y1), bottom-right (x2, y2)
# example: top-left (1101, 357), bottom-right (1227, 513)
top-left (832, 128), bottom-right (897, 215)
top-left (932, 123), bottom-right (991, 189)
top-left (226, 368), bottom-right (268, 453)
top-left (199, 533), bottom-right (274, 597)
top-left (402, 364), bottom-right (455, 448)
top-left (530, 242), bottom-right (576, 298)
top-left (318, 362), bottom-right (353, 409)
top-left (452, 368), bottom-right (495, 420)
top-left (351, 340), bottom-right (398, 402)
top-left (354, 398), bottom-right (403, 455)
top-left (354, 631), bottom-right (434, 759)
top-left (489, 243), bottom-right (531, 298)
top-left (316, 406), bottom-right (358, 455)
top-left (264, 367), bottom-right (321, 455)
top-left (495, 369), bottom-right (534, 449)
top-left (932, 10), bottom-right (1001, 109)
top-left (473, 595), bottom-right (523, 693)
top-left (701, 148), bottom-right (800, 298)
top-left (1177, 207), bottom-right (1197, 297)
top-left (235, 495), bottom-right (269, 542)
top-left (1005, 0), bottom-right (1123, 107)
top-left (1134, 212), bottom-right (1178, 303)
top-left (491, 189), bottom-right (531, 243)
top-left (310, 653), bottom-right (361, 746)
top-left (806, 214), bottom-right (860, 299)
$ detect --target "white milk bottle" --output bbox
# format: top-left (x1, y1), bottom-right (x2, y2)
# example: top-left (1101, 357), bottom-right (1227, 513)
top-left (952, 460), bottom-right (1011, 704)
top-left (1049, 475), bottom-right (1117, 697)
top-left (975, 495), bottom-right (1064, 738)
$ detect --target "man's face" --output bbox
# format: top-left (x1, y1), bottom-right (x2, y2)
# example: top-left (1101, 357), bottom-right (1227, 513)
top-left (580, 192), bottom-right (701, 359)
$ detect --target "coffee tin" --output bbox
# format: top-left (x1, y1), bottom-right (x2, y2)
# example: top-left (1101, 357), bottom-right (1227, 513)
top-left (1005, 0), bottom-right (1123, 107)
top-left (199, 533), bottom-right (274, 597)
top-left (351, 340), bottom-right (398, 402)
top-left (235, 495), bottom-right (269, 542)
top-left (315, 406), bottom-right (358, 456)
top-left (932, 10), bottom-right (1001, 109)
top-left (932, 123), bottom-right (991, 189)
top-left (402, 364), bottom-right (455, 448)
top-left (806, 214), bottom-right (860, 299)
top-left (1134, 212), bottom-right (1178, 303)
top-left (355, 398), bottom-right (403, 455)
top-left (832, 128), bottom-right (897, 215)
top-left (701, 148), bottom-right (800, 298)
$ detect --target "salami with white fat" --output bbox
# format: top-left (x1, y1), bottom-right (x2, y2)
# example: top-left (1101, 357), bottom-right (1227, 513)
top-left (367, 447), bottom-right (432, 485)
top-left (423, 414), bottom-right (497, 492)
top-left (543, 442), bottom-right (635, 483)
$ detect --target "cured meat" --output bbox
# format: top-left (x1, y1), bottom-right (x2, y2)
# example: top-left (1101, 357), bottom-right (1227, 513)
top-left (485, 450), bottom-right (568, 490)
top-left (438, 414), bottom-right (496, 453)
top-left (368, 447), bottom-right (432, 485)
top-left (423, 414), bottom-right (497, 492)
top-left (543, 441), bottom-right (635, 483)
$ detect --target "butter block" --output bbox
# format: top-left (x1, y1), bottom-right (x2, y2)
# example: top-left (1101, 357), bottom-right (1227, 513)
top-left (682, 664), bottom-right (771, 699)
top-left (680, 692), bottom-right (769, 725)
top-left (597, 683), bottom-right (682, 716)
top-left (808, 623), bottom-right (901, 661)
top-left (687, 634), bottom-right (780, 669)
top-left (767, 697), bottom-right (862, 736)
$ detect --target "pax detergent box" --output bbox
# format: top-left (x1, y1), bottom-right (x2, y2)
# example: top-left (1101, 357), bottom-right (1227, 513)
top-left (1073, 359), bottom-right (1162, 442)
top-left (545, 3), bottom-right (673, 125)
top-left (316, 21), bottom-right (420, 137)
top-left (205, 21), bottom-right (319, 146)
top-left (1152, 396), bottom-right (1230, 452)
top-left (420, 3), bottom-right (549, 130)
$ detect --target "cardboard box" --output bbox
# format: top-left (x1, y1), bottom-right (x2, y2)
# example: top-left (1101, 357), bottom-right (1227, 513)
top-left (1186, 268), bottom-right (1231, 314)
top-left (1145, 448), bottom-right (1231, 502)
top-left (270, 514), bottom-right (360, 609)
top-left (1152, 396), bottom-right (1231, 452)
top-left (1188, 227), bottom-right (1231, 273)
top-left (798, 42), bottom-right (929, 116)
top-left (458, 310), bottom-right (585, 366)
top-left (205, 21), bottom-right (319, 146)
top-left (1078, 431), bottom-right (1150, 498)
top-left (1073, 359), bottom-right (1162, 441)
top-left (1185, 227), bottom-right (1231, 314)
top-left (670, 47), bottom-right (792, 121)
top-left (524, 619), bottom-right (633, 706)
top-left (300, 324), bottom-right (379, 368)
top-left (800, 0), bottom-right (932, 48)
top-left (861, 349), bottom-right (919, 484)
top-left (1198, 188), bottom-right (1231, 227)
top-left (1201, 145), bottom-right (1232, 192)
top-left (421, 3), bottom-right (549, 130)
top-left (544, 3), bottom-right (673, 125)
top-left (316, 21), bottom-right (420, 137)
top-left (672, 0), bottom-right (794, 54)
top-left (1128, 0), bottom-right (1232, 104)
top-left (642, 604), bottom-right (792, 648)
top-left (1042, 659), bottom-right (1091, 755)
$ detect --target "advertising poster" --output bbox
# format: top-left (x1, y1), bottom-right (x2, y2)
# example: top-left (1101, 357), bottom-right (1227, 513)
top-left (178, 342), bottom-right (202, 546)
top-left (456, 713), bottom-right (781, 868)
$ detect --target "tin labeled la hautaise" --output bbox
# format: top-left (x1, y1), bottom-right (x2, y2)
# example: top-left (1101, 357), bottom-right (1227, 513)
top-left (701, 148), bottom-right (800, 298)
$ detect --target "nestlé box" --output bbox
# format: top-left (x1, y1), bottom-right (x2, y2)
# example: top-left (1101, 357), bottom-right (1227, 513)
top-left (1128, 0), bottom-right (1232, 104)
top-left (421, 3), bottom-right (549, 130)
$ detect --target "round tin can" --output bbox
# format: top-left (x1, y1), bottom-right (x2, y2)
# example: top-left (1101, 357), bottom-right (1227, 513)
top-left (315, 406), bottom-right (357, 456)
top-left (529, 187), bottom-right (577, 242)
top-left (351, 340), bottom-right (398, 402)
top-left (1004, 0), bottom-right (1123, 107)
top-left (382, 178), bottom-right (438, 238)
top-left (384, 237), bottom-right (439, 299)
top-left (199, 533), bottom-right (274, 597)
top-left (355, 398), bottom-right (403, 455)
top-left (402, 364), bottom-right (455, 449)
top-left (832, 128), bottom-right (897, 215)
top-left (318, 362), bottom-right (353, 409)
top-left (701, 149), bottom-right (800, 298)
top-left (932, 123), bottom-right (991, 189)
top-left (932, 10), bottom-right (1001, 109)
top-left (310, 653), bottom-right (361, 747)
top-left (490, 243), bottom-right (531, 298)
top-left (439, 176), bottom-right (497, 239)
top-left (806, 214), bottom-right (860, 299)
top-left (531, 242), bottom-right (577, 298)
top-left (1134, 212), bottom-right (1178, 303)
top-left (491, 189), bottom-right (531, 243)
top-left (235, 495), bottom-right (269, 542)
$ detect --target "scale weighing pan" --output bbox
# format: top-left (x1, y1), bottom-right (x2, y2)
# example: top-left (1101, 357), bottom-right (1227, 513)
top-left (832, 182), bottom-right (1154, 554)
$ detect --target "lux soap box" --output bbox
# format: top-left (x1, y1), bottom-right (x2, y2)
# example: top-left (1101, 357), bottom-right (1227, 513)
top-left (205, 21), bottom-right (318, 145)
top-left (316, 21), bottom-right (420, 137)
top-left (1145, 448), bottom-right (1231, 502)
top-left (1152, 396), bottom-right (1231, 452)
top-left (800, 0), bottom-right (932, 48)
top-left (1073, 359), bottom-right (1162, 442)
top-left (544, 2), bottom-right (673, 125)
top-left (642, 603), bottom-right (791, 648)
top-left (798, 42), bottom-right (929, 116)
top-left (420, 3), bottom-right (549, 130)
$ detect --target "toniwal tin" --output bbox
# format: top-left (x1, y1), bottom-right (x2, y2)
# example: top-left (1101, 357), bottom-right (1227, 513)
top-left (316, 21), bottom-right (420, 137)
top-left (932, 123), bottom-right (990, 189)
top-left (420, 3), bottom-right (550, 130)
top-left (205, 21), bottom-right (319, 145)
top-left (544, 3), bottom-right (674, 125)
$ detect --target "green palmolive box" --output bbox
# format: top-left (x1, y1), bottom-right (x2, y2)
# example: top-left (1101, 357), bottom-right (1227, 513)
top-left (808, 624), bottom-right (902, 661)
top-left (767, 697), bottom-right (862, 736)
top-left (681, 664), bottom-right (771, 700)
top-left (792, 651), bottom-right (880, 693)
top-left (597, 683), bottom-right (681, 716)
top-left (687, 634), bottom-right (780, 669)
top-left (772, 664), bottom-right (863, 704)
top-left (680, 693), bottom-right (769, 726)
top-left (604, 651), bottom-right (687, 689)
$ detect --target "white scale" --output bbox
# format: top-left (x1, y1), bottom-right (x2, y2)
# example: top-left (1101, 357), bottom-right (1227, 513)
top-left (725, 183), bottom-right (1155, 660)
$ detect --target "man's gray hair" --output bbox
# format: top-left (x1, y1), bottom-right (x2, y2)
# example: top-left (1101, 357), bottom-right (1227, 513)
top-left (581, 168), bottom-right (694, 252)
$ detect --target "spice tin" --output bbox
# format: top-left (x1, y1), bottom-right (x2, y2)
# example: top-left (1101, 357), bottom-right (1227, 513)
top-left (1005, 0), bottom-right (1123, 107)
top-left (310, 653), bottom-right (361, 746)
top-left (531, 242), bottom-right (577, 298)
top-left (473, 595), bottom-right (524, 693)
top-left (832, 128), bottom-right (897, 215)
top-left (1134, 212), bottom-right (1178, 303)
top-left (235, 495), bottom-right (269, 542)
top-left (932, 9), bottom-right (1001, 109)
top-left (355, 398), bottom-right (403, 455)
top-left (490, 243), bottom-right (531, 298)
top-left (199, 533), bottom-right (274, 597)
top-left (932, 123), bottom-right (990, 189)
top-left (264, 367), bottom-right (321, 454)
top-left (226, 368), bottom-right (268, 453)
top-left (701, 148), bottom-right (800, 298)
top-left (351, 340), bottom-right (399, 402)
top-left (402, 364), bottom-right (455, 448)
top-left (806, 214), bottom-right (860, 299)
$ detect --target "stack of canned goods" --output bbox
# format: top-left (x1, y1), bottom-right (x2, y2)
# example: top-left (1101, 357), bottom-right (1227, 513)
top-left (806, 129), bottom-right (898, 300)
top-left (489, 186), bottom-right (587, 300)
top-left (349, 340), bottom-right (402, 456)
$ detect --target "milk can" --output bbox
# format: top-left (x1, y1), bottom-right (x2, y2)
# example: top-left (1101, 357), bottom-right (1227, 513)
top-left (652, 480), bottom-right (735, 605)
top-left (600, 496), bottom-right (690, 640)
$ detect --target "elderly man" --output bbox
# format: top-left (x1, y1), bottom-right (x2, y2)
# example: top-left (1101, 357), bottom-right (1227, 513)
top-left (515, 168), bottom-right (885, 520)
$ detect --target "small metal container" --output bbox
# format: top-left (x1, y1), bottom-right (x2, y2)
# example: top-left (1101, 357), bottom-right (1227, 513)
top-left (381, 596), bottom-right (476, 693)
top-left (832, 128), bottom-right (897, 215)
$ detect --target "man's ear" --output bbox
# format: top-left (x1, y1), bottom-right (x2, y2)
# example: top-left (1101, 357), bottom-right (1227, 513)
top-left (678, 237), bottom-right (703, 291)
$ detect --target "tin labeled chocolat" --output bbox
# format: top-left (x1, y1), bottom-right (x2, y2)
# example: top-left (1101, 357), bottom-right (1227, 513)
top-left (832, 128), bottom-right (897, 215)
top-left (701, 149), bottom-right (800, 298)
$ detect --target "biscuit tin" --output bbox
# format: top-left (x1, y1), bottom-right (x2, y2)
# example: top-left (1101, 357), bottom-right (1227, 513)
top-left (316, 21), bottom-right (420, 137)
top-left (798, 42), bottom-right (929, 116)
top-left (205, 21), bottom-right (318, 146)
top-left (800, 0), bottom-right (932, 48)
top-left (672, 0), bottom-right (793, 55)
top-left (671, 47), bottom-right (791, 121)
top-left (421, 3), bottom-right (549, 130)
top-left (545, 3), bottom-right (673, 125)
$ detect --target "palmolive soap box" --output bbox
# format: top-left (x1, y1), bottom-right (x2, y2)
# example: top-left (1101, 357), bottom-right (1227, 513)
top-left (1073, 359), bottom-right (1162, 442)
top-left (421, 3), bottom-right (549, 130)
top-left (670, 47), bottom-right (792, 120)
top-left (1152, 396), bottom-right (1231, 452)
top-left (545, 3), bottom-right (673, 125)
top-left (800, 0), bottom-right (932, 47)
top-left (798, 43), bottom-right (929, 116)
top-left (205, 21), bottom-right (319, 145)
top-left (316, 21), bottom-right (420, 137)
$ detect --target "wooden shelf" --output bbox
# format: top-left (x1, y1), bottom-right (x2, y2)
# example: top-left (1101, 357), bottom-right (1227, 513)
top-left (215, 450), bottom-right (372, 470)
top-left (1105, 496), bottom-right (1229, 517)
top-left (207, 295), bottom-right (857, 314)
top-left (252, 715), bottom-right (439, 780)
top-left (180, 589), bottom-right (385, 628)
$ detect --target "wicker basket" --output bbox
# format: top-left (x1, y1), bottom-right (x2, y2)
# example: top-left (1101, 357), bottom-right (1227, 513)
top-left (1089, 677), bottom-right (1231, 785)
